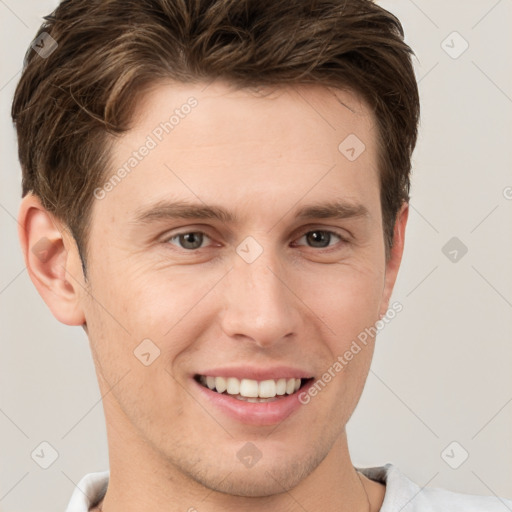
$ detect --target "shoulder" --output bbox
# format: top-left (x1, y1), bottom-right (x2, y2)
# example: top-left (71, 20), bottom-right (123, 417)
top-left (65, 471), bottom-right (109, 512)
top-left (414, 485), bottom-right (512, 511)
top-left (357, 463), bottom-right (512, 512)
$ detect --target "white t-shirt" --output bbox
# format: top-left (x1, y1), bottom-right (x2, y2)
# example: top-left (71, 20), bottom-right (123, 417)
top-left (65, 463), bottom-right (512, 511)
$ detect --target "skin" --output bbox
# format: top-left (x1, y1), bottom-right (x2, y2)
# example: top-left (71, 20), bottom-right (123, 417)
top-left (19, 81), bottom-right (408, 512)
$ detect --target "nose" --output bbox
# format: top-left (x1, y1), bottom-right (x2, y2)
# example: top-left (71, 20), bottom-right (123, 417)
top-left (219, 245), bottom-right (303, 348)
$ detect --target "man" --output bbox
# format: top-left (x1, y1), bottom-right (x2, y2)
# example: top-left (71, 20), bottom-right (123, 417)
top-left (11, 0), bottom-right (511, 511)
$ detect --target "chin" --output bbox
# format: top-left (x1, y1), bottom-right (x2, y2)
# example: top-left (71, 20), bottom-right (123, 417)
top-left (184, 448), bottom-right (327, 498)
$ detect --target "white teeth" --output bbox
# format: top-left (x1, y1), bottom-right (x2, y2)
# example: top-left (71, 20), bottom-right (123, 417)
top-left (215, 376), bottom-right (227, 393)
top-left (285, 378), bottom-right (295, 394)
top-left (226, 377), bottom-right (240, 395)
top-left (236, 396), bottom-right (279, 403)
top-left (200, 375), bottom-right (305, 399)
top-left (240, 379), bottom-right (259, 397)
top-left (206, 376), bottom-right (216, 389)
top-left (276, 378), bottom-right (287, 395)
top-left (259, 379), bottom-right (276, 398)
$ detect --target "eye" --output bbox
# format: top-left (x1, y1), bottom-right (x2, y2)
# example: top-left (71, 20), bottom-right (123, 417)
top-left (294, 229), bottom-right (345, 249)
top-left (166, 231), bottom-right (212, 250)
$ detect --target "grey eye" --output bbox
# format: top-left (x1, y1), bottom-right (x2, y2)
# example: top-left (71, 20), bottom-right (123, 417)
top-left (169, 232), bottom-right (208, 250)
top-left (297, 230), bottom-right (341, 248)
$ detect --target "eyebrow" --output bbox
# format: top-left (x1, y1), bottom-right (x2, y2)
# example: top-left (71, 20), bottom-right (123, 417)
top-left (132, 198), bottom-right (369, 225)
top-left (295, 200), bottom-right (369, 221)
top-left (133, 200), bottom-right (238, 224)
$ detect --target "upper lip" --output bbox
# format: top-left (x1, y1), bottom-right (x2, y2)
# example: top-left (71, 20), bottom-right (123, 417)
top-left (194, 366), bottom-right (314, 381)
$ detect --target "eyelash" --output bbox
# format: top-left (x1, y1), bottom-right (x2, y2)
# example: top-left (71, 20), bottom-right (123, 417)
top-left (164, 229), bottom-right (349, 252)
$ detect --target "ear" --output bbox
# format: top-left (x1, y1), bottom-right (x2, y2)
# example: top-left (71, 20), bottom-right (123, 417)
top-left (18, 193), bottom-right (86, 326)
top-left (379, 202), bottom-right (409, 318)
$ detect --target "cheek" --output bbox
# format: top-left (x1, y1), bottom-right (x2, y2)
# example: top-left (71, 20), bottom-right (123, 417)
top-left (82, 272), bottom-right (196, 431)
top-left (123, 266), bottom-right (226, 339)
top-left (83, 260), bottom-right (226, 379)
top-left (88, 251), bottom-right (206, 327)
top-left (299, 258), bottom-right (385, 344)
top-left (302, 264), bottom-right (382, 418)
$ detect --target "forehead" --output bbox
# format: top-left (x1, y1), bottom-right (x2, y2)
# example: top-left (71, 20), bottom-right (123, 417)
top-left (129, 80), bottom-right (376, 149)
top-left (97, 80), bottom-right (380, 225)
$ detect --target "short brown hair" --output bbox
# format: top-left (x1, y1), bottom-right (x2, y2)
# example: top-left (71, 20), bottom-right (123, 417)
top-left (12, 0), bottom-right (419, 268)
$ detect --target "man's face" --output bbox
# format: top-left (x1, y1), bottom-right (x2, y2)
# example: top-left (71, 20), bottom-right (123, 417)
top-left (80, 81), bottom-right (400, 495)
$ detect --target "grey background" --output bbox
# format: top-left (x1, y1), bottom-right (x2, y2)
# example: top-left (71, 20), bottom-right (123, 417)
top-left (1, 0), bottom-right (511, 510)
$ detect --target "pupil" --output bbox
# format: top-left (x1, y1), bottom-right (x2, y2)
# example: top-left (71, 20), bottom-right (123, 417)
top-left (307, 231), bottom-right (330, 248)
top-left (181, 232), bottom-right (203, 249)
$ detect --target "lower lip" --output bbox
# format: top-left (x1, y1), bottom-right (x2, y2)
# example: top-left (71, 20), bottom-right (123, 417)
top-left (192, 378), bottom-right (314, 426)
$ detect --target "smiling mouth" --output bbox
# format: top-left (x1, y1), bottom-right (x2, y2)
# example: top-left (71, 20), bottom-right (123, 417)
top-left (194, 375), bottom-right (314, 402)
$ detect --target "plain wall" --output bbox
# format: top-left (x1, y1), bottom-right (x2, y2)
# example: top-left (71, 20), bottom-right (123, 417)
top-left (0, 0), bottom-right (511, 510)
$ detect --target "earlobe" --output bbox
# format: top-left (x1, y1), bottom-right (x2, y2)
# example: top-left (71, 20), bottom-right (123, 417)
top-left (18, 193), bottom-right (86, 326)
top-left (379, 202), bottom-right (409, 318)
